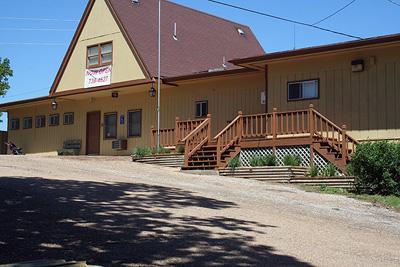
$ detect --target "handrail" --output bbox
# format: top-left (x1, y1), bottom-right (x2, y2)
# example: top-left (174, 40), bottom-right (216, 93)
top-left (215, 111), bottom-right (243, 167)
top-left (214, 114), bottom-right (242, 139)
top-left (183, 114), bottom-right (212, 166)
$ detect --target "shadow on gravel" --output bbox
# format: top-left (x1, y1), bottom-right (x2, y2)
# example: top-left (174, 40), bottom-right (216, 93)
top-left (0, 176), bottom-right (313, 266)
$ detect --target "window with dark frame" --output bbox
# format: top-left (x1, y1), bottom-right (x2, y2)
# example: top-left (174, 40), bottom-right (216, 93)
top-left (10, 119), bottom-right (20, 130)
top-left (288, 79), bottom-right (319, 101)
top-left (35, 116), bottom-right (46, 128)
top-left (23, 117), bottom-right (33, 129)
top-left (49, 114), bottom-right (60, 126)
top-left (64, 112), bottom-right (74, 125)
top-left (87, 42), bottom-right (112, 68)
top-left (195, 101), bottom-right (208, 118)
top-left (128, 110), bottom-right (142, 137)
top-left (104, 112), bottom-right (117, 139)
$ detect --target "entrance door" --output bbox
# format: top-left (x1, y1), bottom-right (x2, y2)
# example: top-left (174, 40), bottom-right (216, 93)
top-left (86, 111), bottom-right (101, 155)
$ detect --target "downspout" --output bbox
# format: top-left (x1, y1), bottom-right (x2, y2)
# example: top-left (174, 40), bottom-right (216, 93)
top-left (265, 64), bottom-right (269, 113)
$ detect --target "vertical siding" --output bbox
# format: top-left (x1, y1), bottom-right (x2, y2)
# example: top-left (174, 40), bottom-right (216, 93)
top-left (7, 72), bottom-right (265, 155)
top-left (268, 45), bottom-right (400, 140)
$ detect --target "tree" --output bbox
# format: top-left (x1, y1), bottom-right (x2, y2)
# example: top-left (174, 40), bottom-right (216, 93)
top-left (0, 57), bottom-right (13, 123)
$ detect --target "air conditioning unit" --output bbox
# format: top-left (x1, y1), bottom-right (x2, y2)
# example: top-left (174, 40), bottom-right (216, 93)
top-left (112, 139), bottom-right (127, 151)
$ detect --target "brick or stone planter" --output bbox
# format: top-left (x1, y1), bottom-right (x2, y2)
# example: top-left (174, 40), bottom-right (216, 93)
top-left (132, 154), bottom-right (184, 168)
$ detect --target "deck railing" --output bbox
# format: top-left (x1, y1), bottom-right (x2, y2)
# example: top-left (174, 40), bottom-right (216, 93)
top-left (214, 104), bottom-right (359, 167)
top-left (183, 114), bottom-right (212, 166)
top-left (150, 117), bottom-right (206, 148)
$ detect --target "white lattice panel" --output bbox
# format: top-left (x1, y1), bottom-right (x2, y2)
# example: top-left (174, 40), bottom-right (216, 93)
top-left (240, 148), bottom-right (273, 167)
top-left (240, 146), bottom-right (343, 175)
top-left (275, 146), bottom-right (310, 166)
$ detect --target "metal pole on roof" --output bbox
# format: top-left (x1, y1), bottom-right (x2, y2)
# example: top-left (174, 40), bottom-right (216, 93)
top-left (157, 0), bottom-right (161, 148)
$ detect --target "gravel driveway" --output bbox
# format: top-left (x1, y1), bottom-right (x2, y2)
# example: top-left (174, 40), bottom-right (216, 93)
top-left (0, 155), bottom-right (399, 267)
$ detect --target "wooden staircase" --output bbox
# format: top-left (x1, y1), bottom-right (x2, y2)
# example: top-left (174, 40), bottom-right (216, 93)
top-left (153, 105), bottom-right (358, 172)
top-left (179, 105), bottom-right (358, 173)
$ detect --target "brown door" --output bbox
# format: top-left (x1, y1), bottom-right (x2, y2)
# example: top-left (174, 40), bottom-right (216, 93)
top-left (86, 111), bottom-right (101, 155)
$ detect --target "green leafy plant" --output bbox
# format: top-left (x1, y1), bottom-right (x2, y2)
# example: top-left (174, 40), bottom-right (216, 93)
top-left (308, 165), bottom-right (319, 177)
top-left (0, 57), bottom-right (13, 123)
top-left (228, 156), bottom-right (241, 169)
top-left (283, 155), bottom-right (302, 166)
top-left (132, 147), bottom-right (152, 158)
top-left (351, 141), bottom-right (400, 196)
top-left (176, 145), bottom-right (185, 154)
top-left (263, 155), bottom-right (277, 166)
top-left (153, 146), bottom-right (171, 155)
top-left (321, 163), bottom-right (336, 177)
top-left (249, 156), bottom-right (264, 167)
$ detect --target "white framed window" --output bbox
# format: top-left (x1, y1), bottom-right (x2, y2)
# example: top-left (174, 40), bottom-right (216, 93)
top-left (195, 100), bottom-right (208, 118)
top-left (49, 114), bottom-right (60, 126)
top-left (288, 79), bottom-right (319, 101)
top-left (10, 119), bottom-right (20, 130)
top-left (64, 112), bottom-right (74, 125)
top-left (35, 116), bottom-right (46, 128)
top-left (23, 117), bottom-right (32, 129)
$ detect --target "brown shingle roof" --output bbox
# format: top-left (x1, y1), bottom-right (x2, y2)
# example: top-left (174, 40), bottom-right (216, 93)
top-left (108, 0), bottom-right (265, 77)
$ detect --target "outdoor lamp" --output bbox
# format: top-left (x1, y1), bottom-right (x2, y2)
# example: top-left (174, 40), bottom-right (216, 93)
top-left (149, 85), bottom-right (156, 97)
top-left (51, 98), bottom-right (58, 111)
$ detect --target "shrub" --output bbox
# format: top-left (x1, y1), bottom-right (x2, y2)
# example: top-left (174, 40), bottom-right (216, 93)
top-left (308, 165), bottom-right (319, 177)
top-left (249, 156), bottom-right (264, 167)
top-left (153, 146), bottom-right (171, 155)
top-left (176, 145), bottom-right (185, 154)
top-left (283, 155), bottom-right (302, 166)
top-left (263, 155), bottom-right (277, 166)
top-left (351, 141), bottom-right (400, 196)
top-left (228, 156), bottom-right (241, 169)
top-left (321, 164), bottom-right (336, 177)
top-left (133, 147), bottom-right (152, 158)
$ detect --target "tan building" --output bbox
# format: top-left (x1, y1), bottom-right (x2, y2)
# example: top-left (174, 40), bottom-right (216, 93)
top-left (1, 0), bottom-right (400, 172)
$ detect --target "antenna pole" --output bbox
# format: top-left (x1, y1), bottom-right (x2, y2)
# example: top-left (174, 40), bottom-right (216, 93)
top-left (157, 0), bottom-right (161, 148)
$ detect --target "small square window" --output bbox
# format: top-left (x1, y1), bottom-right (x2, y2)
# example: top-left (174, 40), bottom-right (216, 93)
top-left (288, 79), bottom-right (319, 101)
top-left (49, 114), bottom-right (60, 126)
top-left (64, 112), bottom-right (74, 125)
top-left (195, 101), bottom-right (208, 118)
top-left (87, 42), bottom-right (112, 68)
top-left (35, 116), bottom-right (46, 128)
top-left (10, 119), bottom-right (20, 130)
top-left (23, 117), bottom-right (33, 129)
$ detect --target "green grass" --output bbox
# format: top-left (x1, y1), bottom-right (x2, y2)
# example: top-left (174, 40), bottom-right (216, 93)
top-left (302, 185), bottom-right (400, 212)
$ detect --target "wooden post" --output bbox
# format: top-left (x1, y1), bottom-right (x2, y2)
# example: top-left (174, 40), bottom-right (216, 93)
top-left (237, 111), bottom-right (243, 142)
top-left (272, 108), bottom-right (277, 155)
top-left (341, 124), bottom-right (348, 166)
top-left (175, 116), bottom-right (180, 145)
top-left (150, 126), bottom-right (155, 148)
top-left (310, 145), bottom-right (314, 167)
top-left (216, 136), bottom-right (221, 168)
top-left (308, 104), bottom-right (314, 140)
top-left (207, 114), bottom-right (212, 142)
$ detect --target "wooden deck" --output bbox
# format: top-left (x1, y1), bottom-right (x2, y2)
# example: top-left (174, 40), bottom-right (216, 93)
top-left (151, 105), bottom-right (359, 173)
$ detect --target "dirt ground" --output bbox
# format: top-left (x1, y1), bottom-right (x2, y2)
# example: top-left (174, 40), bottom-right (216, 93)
top-left (0, 155), bottom-right (399, 267)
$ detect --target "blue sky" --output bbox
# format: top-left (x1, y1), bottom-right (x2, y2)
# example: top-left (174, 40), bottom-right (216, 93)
top-left (1, 0), bottom-right (399, 130)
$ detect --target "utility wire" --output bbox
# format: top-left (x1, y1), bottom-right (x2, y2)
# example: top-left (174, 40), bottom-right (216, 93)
top-left (313, 0), bottom-right (357, 25)
top-left (0, 28), bottom-right (75, 32)
top-left (208, 0), bottom-right (363, 40)
top-left (0, 16), bottom-right (78, 22)
top-left (386, 0), bottom-right (400, 7)
top-left (0, 42), bottom-right (67, 46)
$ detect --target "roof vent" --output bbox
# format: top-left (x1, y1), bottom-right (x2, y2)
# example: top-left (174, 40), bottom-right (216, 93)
top-left (237, 28), bottom-right (246, 36)
top-left (131, 0), bottom-right (140, 6)
top-left (173, 22), bottom-right (178, 41)
top-left (222, 56), bottom-right (227, 69)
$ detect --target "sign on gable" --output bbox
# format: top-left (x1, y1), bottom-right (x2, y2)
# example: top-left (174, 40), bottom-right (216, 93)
top-left (85, 65), bottom-right (112, 88)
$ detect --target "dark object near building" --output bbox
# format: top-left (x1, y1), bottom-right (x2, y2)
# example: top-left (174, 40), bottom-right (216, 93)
top-left (4, 141), bottom-right (24, 155)
top-left (57, 140), bottom-right (82, 156)
top-left (0, 131), bottom-right (7, 154)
